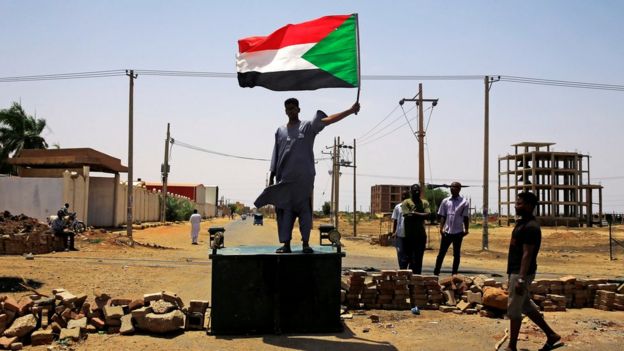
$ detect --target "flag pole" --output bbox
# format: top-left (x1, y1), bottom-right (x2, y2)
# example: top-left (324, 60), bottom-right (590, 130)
top-left (354, 13), bottom-right (361, 108)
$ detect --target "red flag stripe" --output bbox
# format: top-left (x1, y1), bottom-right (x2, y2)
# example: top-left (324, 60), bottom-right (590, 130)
top-left (238, 15), bottom-right (351, 54)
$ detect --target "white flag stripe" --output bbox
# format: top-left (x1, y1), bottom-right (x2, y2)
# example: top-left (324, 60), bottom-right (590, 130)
top-left (236, 43), bottom-right (317, 73)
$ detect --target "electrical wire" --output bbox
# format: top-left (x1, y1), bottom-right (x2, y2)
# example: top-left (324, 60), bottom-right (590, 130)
top-left (0, 70), bottom-right (126, 82)
top-left (358, 104), bottom-right (416, 143)
top-left (400, 104), bottom-right (418, 141)
top-left (357, 104), bottom-right (401, 140)
top-left (171, 139), bottom-right (270, 161)
top-left (359, 106), bottom-right (431, 147)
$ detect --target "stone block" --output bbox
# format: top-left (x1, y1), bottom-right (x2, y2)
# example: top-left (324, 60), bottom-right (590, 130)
top-left (135, 310), bottom-right (184, 334)
top-left (17, 297), bottom-right (33, 315)
top-left (2, 314), bottom-right (37, 338)
top-left (456, 300), bottom-right (471, 311)
top-left (67, 317), bottom-right (87, 330)
top-left (31, 328), bottom-right (55, 346)
top-left (55, 291), bottom-right (77, 305)
top-left (59, 327), bottom-right (81, 341)
top-left (104, 305), bottom-right (124, 320)
top-left (119, 314), bottom-right (134, 335)
top-left (467, 291), bottom-right (483, 304)
top-left (74, 294), bottom-right (88, 309)
top-left (50, 322), bottom-right (62, 333)
top-left (9, 341), bottom-right (22, 350)
top-left (189, 300), bottom-right (209, 313)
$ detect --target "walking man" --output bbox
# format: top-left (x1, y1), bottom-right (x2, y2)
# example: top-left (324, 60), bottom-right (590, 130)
top-left (401, 184), bottom-right (430, 274)
top-left (504, 192), bottom-right (562, 351)
top-left (255, 98), bottom-right (360, 253)
top-left (433, 182), bottom-right (470, 276)
top-left (392, 191), bottom-right (410, 269)
top-left (189, 209), bottom-right (201, 245)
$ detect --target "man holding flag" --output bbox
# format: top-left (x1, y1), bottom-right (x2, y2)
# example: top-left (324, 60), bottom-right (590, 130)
top-left (240, 14), bottom-right (361, 253)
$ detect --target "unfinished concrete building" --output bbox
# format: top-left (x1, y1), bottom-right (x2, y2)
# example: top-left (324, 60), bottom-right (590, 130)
top-left (498, 142), bottom-right (603, 226)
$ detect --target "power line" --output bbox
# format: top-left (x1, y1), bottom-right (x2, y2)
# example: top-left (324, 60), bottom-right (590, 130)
top-left (171, 139), bottom-right (270, 161)
top-left (357, 104), bottom-right (401, 140)
top-left (359, 106), bottom-right (431, 147)
top-left (0, 70), bottom-right (126, 82)
top-left (358, 104), bottom-right (416, 143)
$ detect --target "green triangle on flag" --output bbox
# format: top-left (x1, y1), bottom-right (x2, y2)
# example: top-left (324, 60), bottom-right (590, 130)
top-left (302, 15), bottom-right (359, 87)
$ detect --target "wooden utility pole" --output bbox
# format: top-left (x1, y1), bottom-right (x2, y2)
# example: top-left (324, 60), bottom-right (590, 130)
top-left (400, 84), bottom-right (438, 194)
top-left (417, 83), bottom-right (425, 192)
top-left (482, 75), bottom-right (499, 250)
top-left (126, 70), bottom-right (137, 247)
top-left (334, 136), bottom-right (341, 230)
top-left (161, 123), bottom-right (170, 222)
top-left (353, 138), bottom-right (357, 237)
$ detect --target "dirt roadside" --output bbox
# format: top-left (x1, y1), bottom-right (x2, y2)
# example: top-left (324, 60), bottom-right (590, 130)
top-left (1, 217), bottom-right (623, 350)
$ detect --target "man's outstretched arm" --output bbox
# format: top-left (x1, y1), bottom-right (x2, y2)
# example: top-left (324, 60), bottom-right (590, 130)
top-left (321, 102), bottom-right (360, 125)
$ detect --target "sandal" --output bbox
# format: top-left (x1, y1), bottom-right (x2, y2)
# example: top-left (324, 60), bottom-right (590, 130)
top-left (302, 246), bottom-right (314, 254)
top-left (275, 245), bottom-right (292, 253)
top-left (538, 338), bottom-right (564, 351)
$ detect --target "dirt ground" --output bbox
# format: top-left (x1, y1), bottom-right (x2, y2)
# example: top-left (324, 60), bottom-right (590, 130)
top-left (1, 216), bottom-right (623, 350)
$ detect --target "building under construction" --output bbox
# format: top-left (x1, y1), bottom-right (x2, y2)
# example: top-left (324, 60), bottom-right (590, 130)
top-left (498, 142), bottom-right (603, 226)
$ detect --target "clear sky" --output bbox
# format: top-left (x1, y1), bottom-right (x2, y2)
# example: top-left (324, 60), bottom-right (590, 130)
top-left (1, 0), bottom-right (623, 213)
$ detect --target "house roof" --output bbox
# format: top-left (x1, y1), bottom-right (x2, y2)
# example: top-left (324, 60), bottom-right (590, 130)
top-left (8, 148), bottom-right (128, 173)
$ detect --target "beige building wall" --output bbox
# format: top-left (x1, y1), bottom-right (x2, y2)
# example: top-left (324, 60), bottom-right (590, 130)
top-left (0, 176), bottom-right (64, 220)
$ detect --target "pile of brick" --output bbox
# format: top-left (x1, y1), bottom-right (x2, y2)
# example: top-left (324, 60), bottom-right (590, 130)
top-left (0, 211), bottom-right (65, 255)
top-left (340, 270), bottom-right (624, 317)
top-left (0, 289), bottom-right (210, 349)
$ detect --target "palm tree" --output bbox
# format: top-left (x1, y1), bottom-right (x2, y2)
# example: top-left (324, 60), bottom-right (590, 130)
top-left (0, 102), bottom-right (49, 173)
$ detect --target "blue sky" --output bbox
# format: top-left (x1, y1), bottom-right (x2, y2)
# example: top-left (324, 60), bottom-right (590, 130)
top-left (1, 0), bottom-right (623, 212)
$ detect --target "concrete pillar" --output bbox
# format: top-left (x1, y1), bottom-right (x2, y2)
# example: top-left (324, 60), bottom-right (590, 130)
top-left (82, 166), bottom-right (90, 226)
top-left (113, 173), bottom-right (120, 226)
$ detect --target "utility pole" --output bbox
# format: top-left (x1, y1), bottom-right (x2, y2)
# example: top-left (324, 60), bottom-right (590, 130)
top-left (161, 123), bottom-right (170, 223)
top-left (338, 139), bottom-right (357, 236)
top-left (482, 75), bottom-right (500, 250)
top-left (334, 136), bottom-right (341, 230)
top-left (400, 84), bottom-right (438, 194)
top-left (126, 69), bottom-right (137, 247)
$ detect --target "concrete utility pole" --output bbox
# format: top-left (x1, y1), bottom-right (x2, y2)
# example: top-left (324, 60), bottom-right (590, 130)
top-left (482, 75), bottom-right (500, 250)
top-left (338, 139), bottom-right (357, 236)
top-left (161, 123), bottom-right (170, 222)
top-left (126, 69), bottom-right (137, 247)
top-left (400, 83), bottom-right (438, 193)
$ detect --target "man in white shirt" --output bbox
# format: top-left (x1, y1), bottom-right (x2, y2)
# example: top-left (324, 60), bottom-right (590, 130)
top-left (189, 209), bottom-right (202, 245)
top-left (391, 191), bottom-right (410, 269)
top-left (433, 182), bottom-right (470, 276)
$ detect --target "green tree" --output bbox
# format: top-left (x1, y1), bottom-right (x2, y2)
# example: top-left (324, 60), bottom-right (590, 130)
top-left (227, 203), bottom-right (238, 215)
top-left (165, 197), bottom-right (194, 221)
top-left (0, 102), bottom-right (49, 173)
top-left (424, 187), bottom-right (449, 215)
top-left (322, 201), bottom-right (331, 216)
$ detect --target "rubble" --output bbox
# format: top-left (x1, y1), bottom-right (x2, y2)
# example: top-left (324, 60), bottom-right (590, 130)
top-left (0, 211), bottom-right (65, 255)
top-left (0, 289), bottom-right (210, 347)
top-left (341, 270), bottom-right (624, 318)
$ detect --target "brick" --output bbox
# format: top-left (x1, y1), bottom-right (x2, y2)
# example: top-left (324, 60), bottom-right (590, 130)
top-left (67, 317), bottom-right (87, 330)
top-left (2, 296), bottom-right (19, 313)
top-left (457, 300), bottom-right (471, 311)
top-left (31, 328), bottom-right (55, 346)
top-left (128, 299), bottom-right (145, 311)
top-left (59, 327), bottom-right (81, 341)
top-left (2, 314), bottom-right (37, 338)
top-left (55, 291), bottom-right (77, 304)
top-left (50, 321), bottom-right (63, 333)
top-left (9, 342), bottom-right (22, 350)
top-left (104, 305), bottom-right (124, 320)
top-left (74, 294), bottom-right (88, 309)
top-left (17, 296), bottom-right (33, 315)
top-left (189, 300), bottom-right (209, 313)
top-left (439, 305), bottom-right (457, 313)
top-left (0, 337), bottom-right (18, 350)
top-left (90, 317), bottom-right (105, 329)
top-left (119, 314), bottom-right (134, 335)
top-left (467, 291), bottom-right (483, 304)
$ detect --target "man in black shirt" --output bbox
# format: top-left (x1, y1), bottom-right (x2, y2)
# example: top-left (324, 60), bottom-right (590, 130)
top-left (505, 192), bottom-right (562, 351)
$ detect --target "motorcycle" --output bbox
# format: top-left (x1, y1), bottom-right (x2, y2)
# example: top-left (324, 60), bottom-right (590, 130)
top-left (47, 212), bottom-right (86, 234)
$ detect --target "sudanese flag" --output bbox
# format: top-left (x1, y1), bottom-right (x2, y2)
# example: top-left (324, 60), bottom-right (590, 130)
top-left (237, 14), bottom-right (360, 91)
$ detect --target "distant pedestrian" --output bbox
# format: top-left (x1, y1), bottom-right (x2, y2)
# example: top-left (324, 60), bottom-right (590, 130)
top-left (391, 191), bottom-right (411, 269)
top-left (504, 191), bottom-right (562, 351)
top-left (433, 182), bottom-right (470, 276)
top-left (401, 184), bottom-right (430, 274)
top-left (189, 209), bottom-right (201, 245)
